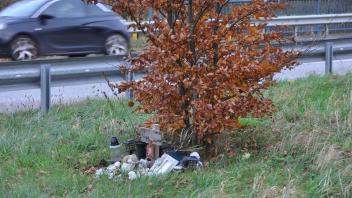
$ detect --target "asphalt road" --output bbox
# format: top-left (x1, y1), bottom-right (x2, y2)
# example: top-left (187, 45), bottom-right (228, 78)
top-left (0, 59), bottom-right (351, 113)
top-left (274, 58), bottom-right (352, 80)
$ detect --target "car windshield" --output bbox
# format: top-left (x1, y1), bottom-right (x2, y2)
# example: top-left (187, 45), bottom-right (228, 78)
top-left (0, 0), bottom-right (47, 17)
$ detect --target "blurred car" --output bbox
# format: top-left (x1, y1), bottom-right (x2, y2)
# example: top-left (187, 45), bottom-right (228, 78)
top-left (0, 0), bottom-right (130, 61)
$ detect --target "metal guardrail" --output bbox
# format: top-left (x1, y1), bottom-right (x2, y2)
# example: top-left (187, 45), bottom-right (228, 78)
top-left (126, 13), bottom-right (352, 29)
top-left (262, 14), bottom-right (352, 38)
top-left (264, 14), bottom-right (352, 26)
top-left (1, 40), bottom-right (351, 112)
top-left (0, 55), bottom-right (129, 112)
top-left (0, 55), bottom-right (126, 88)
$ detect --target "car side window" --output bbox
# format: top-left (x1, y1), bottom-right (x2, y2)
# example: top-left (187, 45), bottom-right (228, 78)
top-left (42, 0), bottom-right (86, 18)
top-left (86, 3), bottom-right (112, 16)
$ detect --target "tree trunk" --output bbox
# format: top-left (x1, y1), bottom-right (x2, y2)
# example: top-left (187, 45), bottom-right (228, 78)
top-left (213, 1), bottom-right (221, 66)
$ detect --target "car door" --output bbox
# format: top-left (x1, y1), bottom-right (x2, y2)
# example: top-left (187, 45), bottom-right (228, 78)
top-left (82, 3), bottom-right (116, 49)
top-left (35, 0), bottom-right (95, 54)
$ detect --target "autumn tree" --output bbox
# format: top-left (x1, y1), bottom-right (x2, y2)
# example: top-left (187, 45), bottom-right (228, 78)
top-left (96, 0), bottom-right (298, 147)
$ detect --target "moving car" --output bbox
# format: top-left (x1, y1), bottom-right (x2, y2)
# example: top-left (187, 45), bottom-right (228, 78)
top-left (0, 0), bottom-right (130, 61)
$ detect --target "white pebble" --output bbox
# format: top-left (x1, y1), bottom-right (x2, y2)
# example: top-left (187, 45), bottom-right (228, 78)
top-left (128, 171), bottom-right (138, 180)
top-left (95, 168), bottom-right (105, 178)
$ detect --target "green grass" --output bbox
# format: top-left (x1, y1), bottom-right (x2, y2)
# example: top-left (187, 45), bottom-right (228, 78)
top-left (0, 74), bottom-right (351, 197)
top-left (131, 35), bottom-right (147, 52)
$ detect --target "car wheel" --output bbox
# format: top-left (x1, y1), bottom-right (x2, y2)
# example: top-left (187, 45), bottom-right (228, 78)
top-left (10, 36), bottom-right (38, 61)
top-left (105, 34), bottom-right (128, 56)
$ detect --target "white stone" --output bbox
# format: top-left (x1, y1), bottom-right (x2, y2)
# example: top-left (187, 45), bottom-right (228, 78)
top-left (121, 162), bottom-right (135, 172)
top-left (128, 171), bottom-right (138, 180)
top-left (95, 168), bottom-right (105, 178)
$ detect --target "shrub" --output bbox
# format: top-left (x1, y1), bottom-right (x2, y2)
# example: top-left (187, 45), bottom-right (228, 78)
top-left (97, 0), bottom-right (298, 147)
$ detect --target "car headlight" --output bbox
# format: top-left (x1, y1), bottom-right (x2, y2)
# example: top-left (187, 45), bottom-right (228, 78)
top-left (0, 23), bottom-right (7, 30)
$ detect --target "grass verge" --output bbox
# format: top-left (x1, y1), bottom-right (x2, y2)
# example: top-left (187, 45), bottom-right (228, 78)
top-left (0, 74), bottom-right (351, 197)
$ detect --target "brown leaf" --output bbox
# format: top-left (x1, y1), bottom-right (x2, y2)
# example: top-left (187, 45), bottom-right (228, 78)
top-left (128, 100), bottom-right (135, 107)
top-left (83, 166), bottom-right (97, 175)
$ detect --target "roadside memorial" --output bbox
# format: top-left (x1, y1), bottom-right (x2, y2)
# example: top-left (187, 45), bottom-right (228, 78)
top-left (139, 124), bottom-right (162, 161)
top-left (93, 124), bottom-right (202, 181)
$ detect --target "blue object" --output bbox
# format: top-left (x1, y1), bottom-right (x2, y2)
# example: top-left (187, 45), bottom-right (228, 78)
top-left (167, 150), bottom-right (186, 162)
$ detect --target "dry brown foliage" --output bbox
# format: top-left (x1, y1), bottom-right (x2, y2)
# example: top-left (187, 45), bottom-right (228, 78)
top-left (91, 0), bottom-right (299, 145)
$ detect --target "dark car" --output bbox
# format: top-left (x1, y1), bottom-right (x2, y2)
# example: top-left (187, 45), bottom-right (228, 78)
top-left (0, 0), bottom-right (130, 61)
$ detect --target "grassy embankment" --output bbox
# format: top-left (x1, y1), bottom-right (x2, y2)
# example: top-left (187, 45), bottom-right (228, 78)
top-left (0, 74), bottom-right (351, 197)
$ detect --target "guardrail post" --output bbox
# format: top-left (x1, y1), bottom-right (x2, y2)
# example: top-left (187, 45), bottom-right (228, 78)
top-left (324, 24), bottom-right (329, 37)
top-left (325, 42), bottom-right (333, 75)
top-left (294, 26), bottom-right (298, 38)
top-left (40, 64), bottom-right (51, 113)
top-left (125, 71), bottom-right (133, 99)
